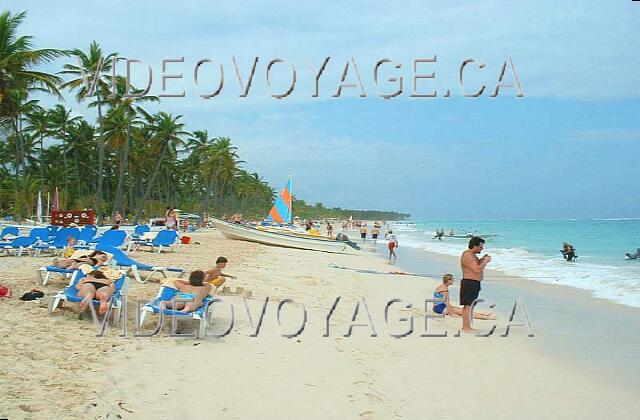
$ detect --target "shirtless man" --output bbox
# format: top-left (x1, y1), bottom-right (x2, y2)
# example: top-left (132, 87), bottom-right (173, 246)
top-left (204, 256), bottom-right (236, 288)
top-left (460, 236), bottom-right (491, 333)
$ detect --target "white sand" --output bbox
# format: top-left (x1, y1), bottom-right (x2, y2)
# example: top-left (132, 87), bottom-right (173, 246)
top-left (1, 229), bottom-right (639, 419)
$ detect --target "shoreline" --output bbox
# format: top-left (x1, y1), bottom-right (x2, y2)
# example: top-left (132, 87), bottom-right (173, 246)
top-left (386, 242), bottom-right (640, 391)
top-left (2, 229), bottom-right (640, 418)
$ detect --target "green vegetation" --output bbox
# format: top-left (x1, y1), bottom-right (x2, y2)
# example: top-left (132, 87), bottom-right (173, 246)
top-left (293, 199), bottom-right (410, 221)
top-left (0, 10), bottom-right (409, 223)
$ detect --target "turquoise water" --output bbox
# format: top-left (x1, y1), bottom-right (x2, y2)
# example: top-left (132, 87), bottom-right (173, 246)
top-left (390, 219), bottom-right (640, 307)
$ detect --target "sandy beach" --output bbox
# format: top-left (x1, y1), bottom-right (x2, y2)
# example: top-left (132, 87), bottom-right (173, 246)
top-left (2, 228), bottom-right (639, 419)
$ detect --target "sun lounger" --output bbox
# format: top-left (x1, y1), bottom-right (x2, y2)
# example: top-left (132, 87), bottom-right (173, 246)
top-left (37, 250), bottom-right (114, 285)
top-left (75, 229), bottom-right (128, 250)
top-left (134, 230), bottom-right (179, 253)
top-left (32, 227), bottom-right (80, 256)
top-left (0, 226), bottom-right (19, 241)
top-left (1, 236), bottom-right (38, 256)
top-left (139, 286), bottom-right (212, 338)
top-left (97, 245), bottom-right (184, 283)
top-left (48, 269), bottom-right (129, 324)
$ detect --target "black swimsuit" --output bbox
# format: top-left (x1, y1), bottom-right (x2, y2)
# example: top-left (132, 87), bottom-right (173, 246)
top-left (86, 281), bottom-right (110, 290)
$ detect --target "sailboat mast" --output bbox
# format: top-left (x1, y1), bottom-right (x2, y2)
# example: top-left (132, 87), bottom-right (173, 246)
top-left (289, 175), bottom-right (293, 223)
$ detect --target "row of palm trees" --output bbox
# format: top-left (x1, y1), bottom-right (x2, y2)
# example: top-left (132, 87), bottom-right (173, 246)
top-left (0, 10), bottom-right (275, 222)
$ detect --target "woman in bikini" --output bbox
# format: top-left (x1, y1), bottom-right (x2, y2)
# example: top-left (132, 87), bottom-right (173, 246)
top-left (53, 250), bottom-right (109, 269)
top-left (76, 270), bottom-right (116, 314)
top-left (433, 274), bottom-right (495, 320)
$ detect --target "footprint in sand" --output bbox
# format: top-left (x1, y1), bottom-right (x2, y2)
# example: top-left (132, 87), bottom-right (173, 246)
top-left (359, 410), bottom-right (375, 419)
top-left (364, 392), bottom-right (384, 402)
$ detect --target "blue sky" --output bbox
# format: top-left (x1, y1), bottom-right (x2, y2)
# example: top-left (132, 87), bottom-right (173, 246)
top-left (7, 0), bottom-right (640, 219)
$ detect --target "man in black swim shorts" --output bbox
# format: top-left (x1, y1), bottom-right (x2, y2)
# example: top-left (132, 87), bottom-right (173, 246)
top-left (459, 236), bottom-right (491, 333)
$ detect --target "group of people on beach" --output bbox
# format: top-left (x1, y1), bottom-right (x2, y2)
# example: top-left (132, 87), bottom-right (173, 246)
top-left (50, 239), bottom-right (236, 315)
top-left (431, 236), bottom-right (495, 332)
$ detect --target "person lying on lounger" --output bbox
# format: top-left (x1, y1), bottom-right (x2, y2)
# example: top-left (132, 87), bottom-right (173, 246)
top-left (76, 270), bottom-right (116, 314)
top-left (160, 270), bottom-right (212, 313)
top-left (53, 250), bottom-right (109, 269)
top-left (433, 274), bottom-right (495, 320)
top-left (203, 256), bottom-right (236, 288)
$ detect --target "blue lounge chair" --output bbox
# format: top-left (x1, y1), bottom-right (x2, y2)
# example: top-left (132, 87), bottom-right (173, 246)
top-left (48, 269), bottom-right (129, 324)
top-left (0, 226), bottom-right (19, 241)
top-left (76, 229), bottom-right (128, 250)
top-left (97, 245), bottom-right (184, 283)
top-left (37, 249), bottom-right (114, 285)
top-left (77, 227), bottom-right (97, 245)
top-left (32, 227), bottom-right (80, 256)
top-left (1, 236), bottom-right (38, 256)
top-left (139, 286), bottom-right (212, 338)
top-left (135, 230), bottom-right (179, 253)
top-left (37, 266), bottom-right (77, 286)
top-left (132, 224), bottom-right (151, 239)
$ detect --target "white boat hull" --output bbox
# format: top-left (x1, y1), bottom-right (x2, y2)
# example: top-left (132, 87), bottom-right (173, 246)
top-left (212, 219), bottom-right (358, 254)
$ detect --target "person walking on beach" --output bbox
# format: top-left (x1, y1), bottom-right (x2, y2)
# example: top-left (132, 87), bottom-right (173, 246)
top-left (326, 221), bottom-right (333, 238)
top-left (460, 236), bottom-right (491, 333)
top-left (165, 206), bottom-right (177, 230)
top-left (386, 230), bottom-right (398, 261)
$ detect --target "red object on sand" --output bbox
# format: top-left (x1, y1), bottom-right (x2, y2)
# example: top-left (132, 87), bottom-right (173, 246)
top-left (0, 285), bottom-right (11, 298)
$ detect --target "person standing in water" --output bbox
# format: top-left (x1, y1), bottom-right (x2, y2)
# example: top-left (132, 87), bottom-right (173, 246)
top-left (360, 223), bottom-right (368, 242)
top-left (371, 223), bottom-right (381, 243)
top-left (460, 236), bottom-right (491, 333)
top-left (386, 230), bottom-right (398, 261)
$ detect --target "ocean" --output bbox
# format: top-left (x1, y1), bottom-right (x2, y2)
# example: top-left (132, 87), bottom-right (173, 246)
top-left (388, 219), bottom-right (640, 308)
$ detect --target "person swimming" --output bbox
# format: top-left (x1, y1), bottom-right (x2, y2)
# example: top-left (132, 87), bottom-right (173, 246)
top-left (625, 248), bottom-right (640, 260)
top-left (561, 243), bottom-right (577, 262)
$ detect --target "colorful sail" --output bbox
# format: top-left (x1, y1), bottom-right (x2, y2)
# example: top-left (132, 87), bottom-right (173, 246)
top-left (266, 177), bottom-right (292, 224)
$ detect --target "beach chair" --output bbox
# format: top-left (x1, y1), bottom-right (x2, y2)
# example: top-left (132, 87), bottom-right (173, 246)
top-left (139, 286), bottom-right (212, 338)
top-left (135, 230), bottom-right (179, 253)
top-left (37, 249), bottom-right (114, 286)
top-left (48, 269), bottom-right (129, 324)
top-left (76, 229), bottom-right (127, 250)
top-left (0, 236), bottom-right (38, 256)
top-left (0, 226), bottom-right (19, 241)
top-left (76, 226), bottom-right (97, 245)
top-left (32, 227), bottom-right (80, 256)
top-left (97, 245), bottom-right (184, 283)
top-left (37, 266), bottom-right (77, 286)
top-left (132, 224), bottom-right (151, 239)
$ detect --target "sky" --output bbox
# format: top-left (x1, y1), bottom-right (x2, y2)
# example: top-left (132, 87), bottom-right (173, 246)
top-left (6, 0), bottom-right (640, 219)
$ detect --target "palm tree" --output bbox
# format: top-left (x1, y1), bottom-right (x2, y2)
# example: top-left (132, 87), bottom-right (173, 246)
top-left (47, 104), bottom-right (81, 197)
top-left (23, 105), bottom-right (49, 191)
top-left (134, 112), bottom-right (189, 221)
top-left (0, 10), bottom-right (65, 219)
top-left (0, 10), bottom-right (65, 111)
top-left (103, 77), bottom-right (159, 217)
top-left (60, 41), bottom-right (117, 223)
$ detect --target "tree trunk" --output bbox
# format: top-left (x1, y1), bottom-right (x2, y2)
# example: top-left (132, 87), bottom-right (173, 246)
top-left (113, 117), bottom-right (130, 216)
top-left (135, 139), bottom-right (169, 222)
top-left (95, 91), bottom-right (105, 224)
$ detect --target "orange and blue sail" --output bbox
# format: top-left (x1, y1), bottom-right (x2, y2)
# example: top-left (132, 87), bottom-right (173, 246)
top-left (266, 177), bottom-right (292, 224)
